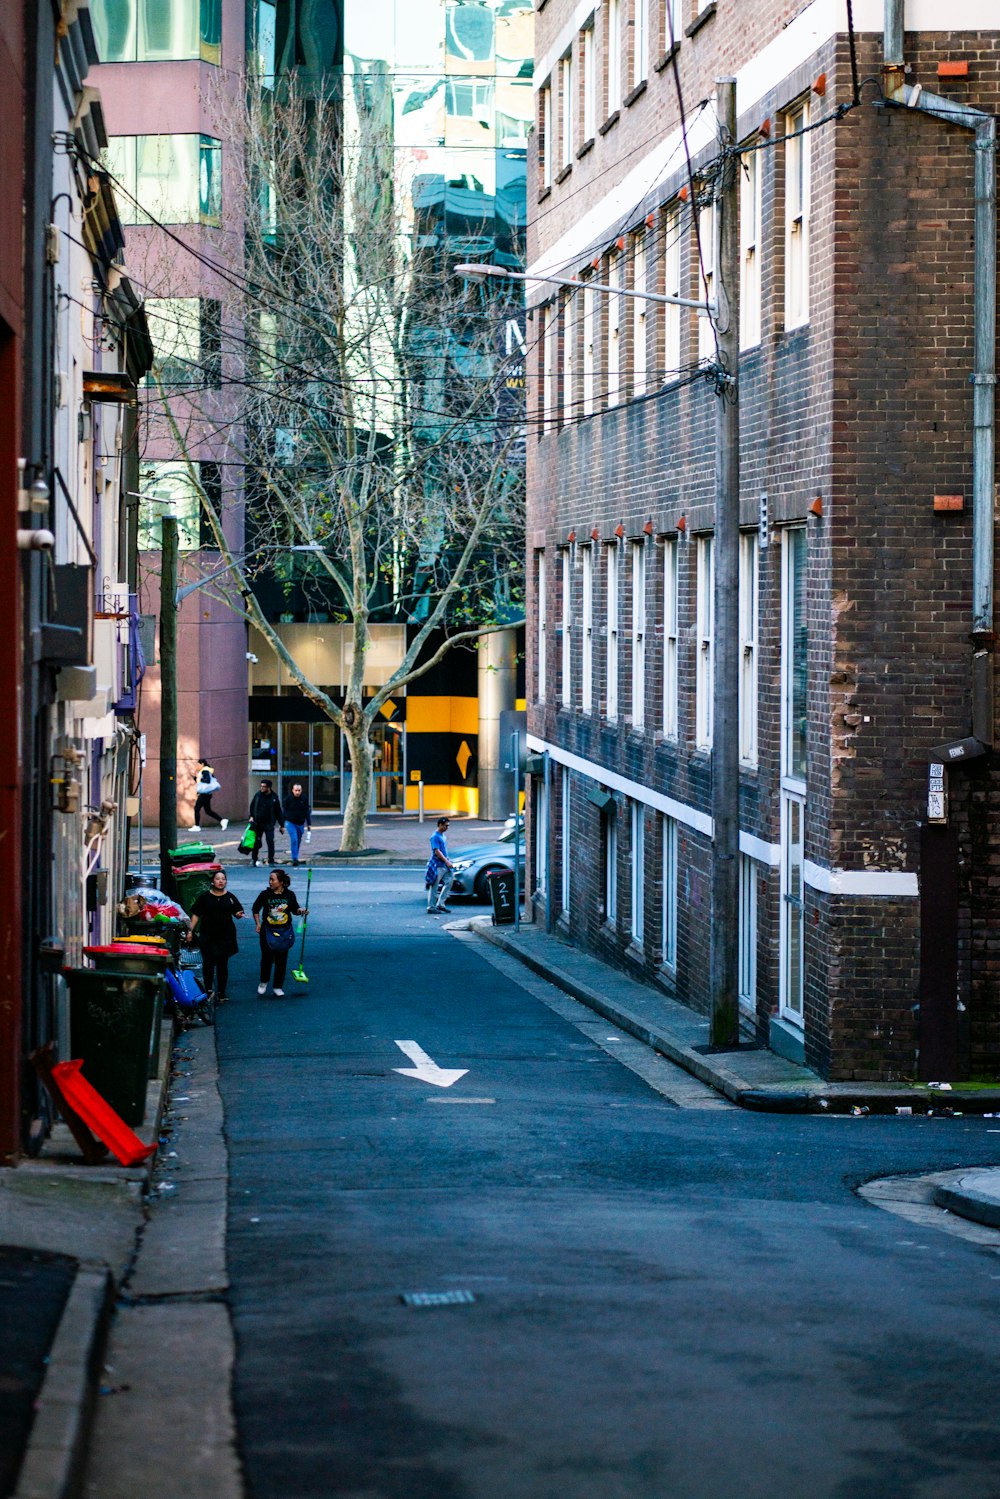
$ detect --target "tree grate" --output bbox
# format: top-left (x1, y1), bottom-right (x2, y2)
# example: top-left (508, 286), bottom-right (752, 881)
top-left (400, 1290), bottom-right (476, 1308)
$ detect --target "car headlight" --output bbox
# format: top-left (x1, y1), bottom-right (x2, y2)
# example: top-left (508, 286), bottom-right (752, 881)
top-left (452, 859), bottom-right (473, 872)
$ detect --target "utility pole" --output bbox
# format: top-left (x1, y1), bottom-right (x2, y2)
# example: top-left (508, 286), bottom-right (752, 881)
top-left (710, 78), bottom-right (741, 1047)
top-left (159, 515), bottom-right (178, 893)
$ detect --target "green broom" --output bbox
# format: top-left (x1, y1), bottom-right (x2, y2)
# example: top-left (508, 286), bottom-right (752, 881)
top-left (292, 868), bottom-right (313, 983)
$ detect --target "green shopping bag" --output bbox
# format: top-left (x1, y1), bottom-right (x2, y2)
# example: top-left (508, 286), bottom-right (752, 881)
top-left (239, 824), bottom-right (258, 856)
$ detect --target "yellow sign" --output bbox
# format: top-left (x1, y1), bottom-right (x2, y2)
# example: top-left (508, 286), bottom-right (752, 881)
top-left (410, 770), bottom-right (422, 781)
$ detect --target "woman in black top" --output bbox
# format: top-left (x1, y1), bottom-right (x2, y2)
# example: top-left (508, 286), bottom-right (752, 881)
top-left (187, 870), bottom-right (245, 1001)
top-left (252, 868), bottom-right (307, 997)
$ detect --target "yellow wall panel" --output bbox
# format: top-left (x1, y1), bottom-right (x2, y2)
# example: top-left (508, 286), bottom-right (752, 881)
top-left (406, 695), bottom-right (478, 735)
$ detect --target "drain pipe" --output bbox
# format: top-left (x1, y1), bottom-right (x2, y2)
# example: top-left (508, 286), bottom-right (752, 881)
top-left (887, 6), bottom-right (997, 744)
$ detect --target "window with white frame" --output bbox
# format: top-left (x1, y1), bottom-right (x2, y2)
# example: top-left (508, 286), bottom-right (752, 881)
top-left (782, 527), bottom-right (808, 781)
top-left (561, 290), bottom-right (575, 423)
top-left (561, 766), bottom-right (571, 913)
top-left (541, 82), bottom-right (553, 190)
top-left (542, 302), bottom-right (555, 431)
top-left (633, 0), bottom-right (648, 87)
top-left (536, 549), bottom-right (547, 702)
top-left (582, 544), bottom-right (594, 712)
top-left (560, 51), bottom-right (574, 167)
top-left (784, 100), bottom-right (810, 329)
top-left (661, 813), bottom-right (677, 967)
top-left (739, 854), bottom-right (757, 1014)
top-left (607, 0), bottom-right (621, 115)
top-left (561, 547), bottom-right (572, 707)
top-left (630, 538), bottom-right (646, 728)
top-left (663, 203), bottom-right (681, 378)
top-left (632, 231), bottom-right (647, 397)
top-left (630, 800), bottom-right (645, 944)
top-left (606, 542), bottom-right (619, 720)
top-left (695, 534), bottom-right (714, 748)
top-left (607, 251), bottom-right (621, 407)
top-left (663, 536), bottom-right (679, 738)
top-left (535, 775), bottom-right (548, 894)
top-left (697, 201), bottom-right (716, 365)
top-left (739, 530), bottom-right (759, 765)
top-left (740, 146), bottom-right (762, 349)
top-left (663, 0), bottom-right (683, 48)
top-left (582, 21), bottom-right (596, 141)
top-left (583, 281), bottom-right (596, 416)
top-left (604, 805), bottom-right (618, 921)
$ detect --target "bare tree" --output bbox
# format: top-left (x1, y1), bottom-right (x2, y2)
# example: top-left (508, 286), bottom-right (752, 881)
top-left (151, 70), bottom-right (524, 851)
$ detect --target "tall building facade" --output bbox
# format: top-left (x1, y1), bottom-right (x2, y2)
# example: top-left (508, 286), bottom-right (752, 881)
top-left (526, 0), bottom-right (1000, 1081)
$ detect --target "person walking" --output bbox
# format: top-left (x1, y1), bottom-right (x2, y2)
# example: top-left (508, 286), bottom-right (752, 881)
top-left (252, 869), bottom-right (307, 997)
top-left (192, 758), bottom-right (228, 830)
top-left (186, 869), bottom-right (245, 1002)
top-left (284, 782), bottom-right (312, 866)
top-left (424, 816), bottom-right (455, 913)
top-left (248, 779), bottom-right (285, 866)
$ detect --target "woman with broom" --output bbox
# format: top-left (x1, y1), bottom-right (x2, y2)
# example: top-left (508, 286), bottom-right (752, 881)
top-left (252, 868), bottom-right (308, 998)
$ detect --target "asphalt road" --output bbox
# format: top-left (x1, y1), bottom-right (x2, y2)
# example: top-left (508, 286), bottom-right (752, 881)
top-left (216, 867), bottom-right (1000, 1499)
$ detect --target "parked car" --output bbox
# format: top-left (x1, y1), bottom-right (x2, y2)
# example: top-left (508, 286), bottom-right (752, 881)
top-left (449, 824), bottom-right (526, 902)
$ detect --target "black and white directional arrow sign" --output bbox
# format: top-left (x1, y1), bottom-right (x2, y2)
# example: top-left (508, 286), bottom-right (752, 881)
top-left (393, 1040), bottom-right (468, 1089)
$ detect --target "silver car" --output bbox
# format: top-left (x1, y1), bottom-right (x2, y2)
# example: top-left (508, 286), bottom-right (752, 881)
top-left (449, 824), bottom-right (525, 901)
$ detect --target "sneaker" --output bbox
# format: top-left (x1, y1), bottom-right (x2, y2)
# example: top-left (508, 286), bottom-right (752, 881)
top-left (273, 988), bottom-right (284, 998)
top-left (221, 818), bottom-right (229, 830)
top-left (257, 983), bottom-right (267, 996)
top-left (292, 859), bottom-right (300, 866)
top-left (251, 860), bottom-right (259, 867)
top-left (190, 824), bottom-right (199, 831)
top-left (435, 904), bottom-right (453, 914)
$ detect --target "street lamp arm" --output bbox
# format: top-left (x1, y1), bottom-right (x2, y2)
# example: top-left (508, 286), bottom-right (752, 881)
top-left (454, 262), bottom-right (714, 316)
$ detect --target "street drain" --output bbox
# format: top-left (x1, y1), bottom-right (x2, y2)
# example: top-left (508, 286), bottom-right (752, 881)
top-left (400, 1290), bottom-right (476, 1308)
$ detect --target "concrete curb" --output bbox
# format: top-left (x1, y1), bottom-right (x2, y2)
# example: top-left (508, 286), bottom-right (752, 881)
top-left (13, 1263), bottom-right (114, 1499)
top-left (933, 1170), bottom-right (1000, 1229)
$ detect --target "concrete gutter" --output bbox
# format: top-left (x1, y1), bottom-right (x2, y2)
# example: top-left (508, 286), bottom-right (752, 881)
top-left (933, 1169), bottom-right (1000, 1231)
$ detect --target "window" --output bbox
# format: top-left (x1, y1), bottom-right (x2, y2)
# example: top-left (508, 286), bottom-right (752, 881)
top-left (582, 22), bottom-right (596, 141)
top-left (604, 806), bottom-right (618, 921)
top-left (663, 536), bottom-right (678, 738)
top-left (782, 527), bottom-right (808, 781)
top-left (740, 147), bottom-right (762, 348)
top-left (785, 101), bottom-right (810, 328)
top-left (137, 461), bottom-right (204, 551)
top-left (143, 298), bottom-right (221, 390)
top-left (607, 251), bottom-right (621, 407)
top-left (661, 814), bottom-right (677, 968)
top-left (583, 282), bottom-right (596, 415)
top-left (780, 791), bottom-right (805, 1020)
top-left (561, 547), bottom-right (572, 707)
top-left (540, 83), bottom-right (553, 190)
top-left (695, 534), bottom-right (714, 748)
top-left (582, 544), bottom-right (594, 712)
top-left (739, 531), bottom-right (759, 765)
top-left (663, 204), bottom-right (681, 378)
top-left (630, 538), bottom-right (645, 728)
top-left (663, 0), bottom-right (683, 48)
top-left (607, 0), bottom-right (622, 115)
top-left (739, 854), bottom-right (757, 1015)
top-left (630, 801), bottom-right (645, 944)
top-left (562, 290), bottom-right (575, 423)
top-left (542, 302), bottom-right (556, 431)
top-left (632, 232), bottom-right (647, 397)
top-left (633, 0), bottom-right (648, 87)
top-left (697, 201), bottom-right (716, 364)
top-left (560, 52), bottom-right (574, 166)
top-left (561, 767), bottom-right (571, 913)
top-left (606, 542), bottom-right (619, 720)
top-left (91, 0), bottom-right (221, 64)
top-left (105, 134), bottom-right (222, 225)
top-left (536, 549), bottom-right (547, 702)
top-left (535, 775), bottom-right (548, 895)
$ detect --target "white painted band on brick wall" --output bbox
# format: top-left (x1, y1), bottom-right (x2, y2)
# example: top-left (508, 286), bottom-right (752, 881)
top-left (528, 734), bottom-right (920, 895)
top-left (803, 861), bottom-right (919, 898)
top-left (529, 0), bottom-right (1000, 291)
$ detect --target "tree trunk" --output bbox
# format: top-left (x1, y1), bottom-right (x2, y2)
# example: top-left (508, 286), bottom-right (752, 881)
top-left (341, 716), bottom-right (374, 852)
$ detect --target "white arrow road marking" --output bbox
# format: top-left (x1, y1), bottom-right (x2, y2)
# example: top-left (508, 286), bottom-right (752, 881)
top-left (393, 1040), bottom-right (469, 1089)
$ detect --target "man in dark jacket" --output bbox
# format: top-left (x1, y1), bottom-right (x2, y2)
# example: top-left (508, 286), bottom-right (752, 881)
top-left (248, 780), bottom-right (285, 866)
top-left (284, 782), bottom-right (312, 866)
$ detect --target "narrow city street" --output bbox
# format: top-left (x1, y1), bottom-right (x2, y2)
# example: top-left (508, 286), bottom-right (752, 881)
top-left (186, 867), bottom-right (1000, 1499)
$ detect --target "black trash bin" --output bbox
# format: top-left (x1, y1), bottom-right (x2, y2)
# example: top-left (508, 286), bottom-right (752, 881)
top-left (65, 968), bottom-right (160, 1125)
top-left (486, 868), bottom-right (517, 926)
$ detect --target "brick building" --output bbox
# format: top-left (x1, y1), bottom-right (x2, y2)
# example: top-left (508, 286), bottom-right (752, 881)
top-left (524, 0), bottom-right (1000, 1081)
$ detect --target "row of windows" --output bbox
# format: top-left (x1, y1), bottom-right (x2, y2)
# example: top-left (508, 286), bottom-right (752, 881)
top-left (538, 104), bottom-right (810, 428)
top-left (91, 0), bottom-right (221, 65)
top-left (538, 0), bottom-right (711, 185)
top-left (535, 526), bottom-right (808, 782)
